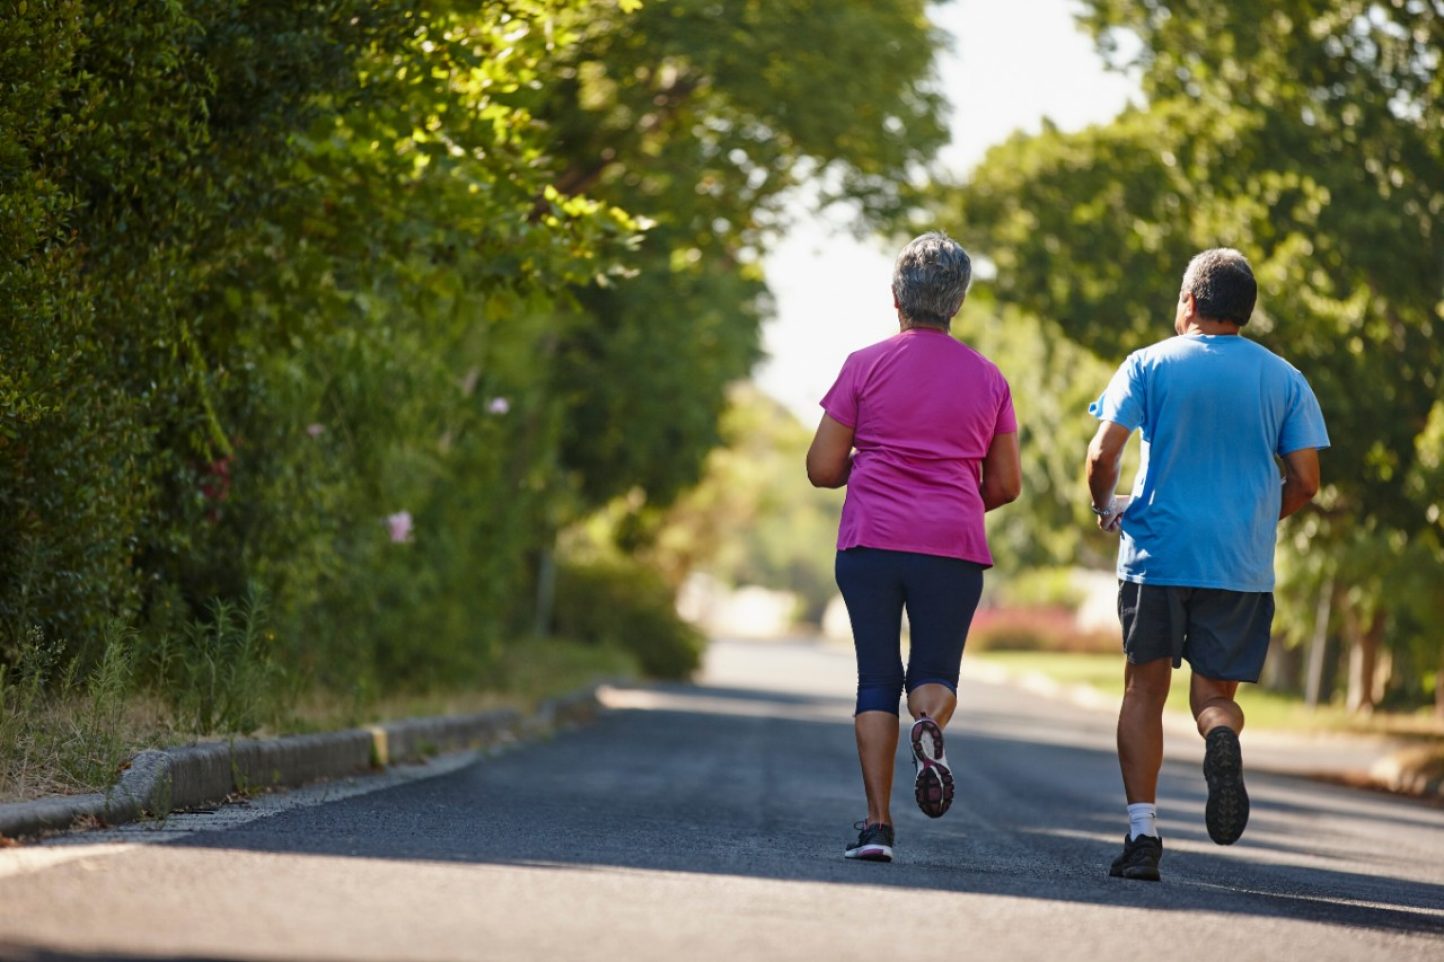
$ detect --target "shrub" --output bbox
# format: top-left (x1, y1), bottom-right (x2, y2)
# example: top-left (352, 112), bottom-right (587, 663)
top-left (969, 606), bottom-right (1119, 654)
top-left (553, 559), bottom-right (704, 680)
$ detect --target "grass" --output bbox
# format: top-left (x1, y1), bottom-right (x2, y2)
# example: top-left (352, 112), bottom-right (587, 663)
top-left (279, 636), bottom-right (637, 735)
top-left (972, 650), bottom-right (1444, 740)
top-left (0, 636), bottom-right (637, 806)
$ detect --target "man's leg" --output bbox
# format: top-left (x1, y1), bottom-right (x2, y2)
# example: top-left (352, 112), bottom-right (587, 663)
top-left (1192, 672), bottom-right (1249, 845)
top-left (1185, 587), bottom-right (1270, 847)
top-left (1109, 656), bottom-right (1171, 880)
top-left (1190, 673), bottom-right (1244, 736)
top-left (1117, 656), bottom-right (1173, 805)
top-left (1111, 583), bottom-right (1178, 880)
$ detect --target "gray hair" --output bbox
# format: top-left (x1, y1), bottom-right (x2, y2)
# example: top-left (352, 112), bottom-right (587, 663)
top-left (1182, 248), bottom-right (1257, 325)
top-left (892, 231), bottom-right (971, 328)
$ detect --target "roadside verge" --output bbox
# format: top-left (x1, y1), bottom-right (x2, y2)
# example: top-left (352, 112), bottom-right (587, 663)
top-left (0, 684), bottom-right (604, 842)
top-left (965, 659), bottom-right (1444, 802)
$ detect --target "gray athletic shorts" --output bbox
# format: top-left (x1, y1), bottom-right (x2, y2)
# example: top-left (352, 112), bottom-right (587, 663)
top-left (1117, 580), bottom-right (1275, 682)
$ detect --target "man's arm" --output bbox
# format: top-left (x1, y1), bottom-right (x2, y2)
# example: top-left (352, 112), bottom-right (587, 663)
top-left (1086, 420), bottom-right (1132, 531)
top-left (806, 413), bottom-right (855, 488)
top-left (980, 431), bottom-right (1022, 511)
top-left (1279, 447), bottom-right (1321, 519)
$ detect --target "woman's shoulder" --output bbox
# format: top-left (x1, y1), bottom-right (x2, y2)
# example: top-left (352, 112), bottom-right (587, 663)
top-left (947, 337), bottom-right (1010, 382)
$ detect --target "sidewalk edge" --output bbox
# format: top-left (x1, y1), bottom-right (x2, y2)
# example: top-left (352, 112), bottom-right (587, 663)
top-left (0, 683), bottom-right (606, 842)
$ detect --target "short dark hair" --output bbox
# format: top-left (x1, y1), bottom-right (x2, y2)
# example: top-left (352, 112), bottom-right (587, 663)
top-left (1182, 248), bottom-right (1256, 325)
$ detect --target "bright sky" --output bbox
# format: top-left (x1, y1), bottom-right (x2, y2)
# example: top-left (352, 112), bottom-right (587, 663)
top-left (755, 0), bottom-right (1139, 423)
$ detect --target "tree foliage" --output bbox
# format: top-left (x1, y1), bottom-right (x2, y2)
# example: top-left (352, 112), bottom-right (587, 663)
top-left (935, 0), bottom-right (1444, 709)
top-left (537, 0), bottom-right (949, 510)
top-left (0, 1), bottom-right (949, 709)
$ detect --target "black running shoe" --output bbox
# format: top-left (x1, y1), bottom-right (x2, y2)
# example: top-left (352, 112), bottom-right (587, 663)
top-left (844, 821), bottom-right (894, 862)
top-left (1109, 833), bottom-right (1163, 881)
top-left (1203, 726), bottom-right (1249, 845)
top-left (910, 715), bottom-right (954, 818)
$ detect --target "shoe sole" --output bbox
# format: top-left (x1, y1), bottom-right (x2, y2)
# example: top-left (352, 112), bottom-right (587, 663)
top-left (1109, 863), bottom-right (1161, 882)
top-left (1204, 727), bottom-right (1249, 845)
top-left (844, 845), bottom-right (893, 862)
top-left (911, 717), bottom-right (954, 818)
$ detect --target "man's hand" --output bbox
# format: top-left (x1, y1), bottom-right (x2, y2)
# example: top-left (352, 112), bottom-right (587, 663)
top-left (1097, 495), bottom-right (1131, 533)
top-left (1086, 420), bottom-right (1132, 528)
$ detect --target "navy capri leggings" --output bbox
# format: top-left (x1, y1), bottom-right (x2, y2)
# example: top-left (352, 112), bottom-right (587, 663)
top-left (836, 547), bottom-right (985, 715)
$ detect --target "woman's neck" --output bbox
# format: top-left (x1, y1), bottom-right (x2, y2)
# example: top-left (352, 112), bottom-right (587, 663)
top-left (899, 318), bottom-right (950, 333)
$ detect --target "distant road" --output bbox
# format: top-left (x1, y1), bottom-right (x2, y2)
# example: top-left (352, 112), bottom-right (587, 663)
top-left (1, 638), bottom-right (1441, 961)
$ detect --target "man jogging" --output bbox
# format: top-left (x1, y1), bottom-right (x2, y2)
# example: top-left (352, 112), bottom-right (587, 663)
top-left (1085, 248), bottom-right (1329, 882)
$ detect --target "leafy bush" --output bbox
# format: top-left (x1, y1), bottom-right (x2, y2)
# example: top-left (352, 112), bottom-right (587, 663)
top-left (969, 606), bottom-right (1119, 655)
top-left (0, 1), bottom-right (948, 730)
top-left (553, 560), bottom-right (704, 680)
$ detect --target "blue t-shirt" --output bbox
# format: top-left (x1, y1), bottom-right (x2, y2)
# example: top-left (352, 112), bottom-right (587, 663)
top-left (1089, 334), bottom-right (1330, 592)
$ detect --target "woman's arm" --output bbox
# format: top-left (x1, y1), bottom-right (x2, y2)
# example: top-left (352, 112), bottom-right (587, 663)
top-left (806, 414), bottom-right (855, 488)
top-left (980, 431), bottom-right (1022, 511)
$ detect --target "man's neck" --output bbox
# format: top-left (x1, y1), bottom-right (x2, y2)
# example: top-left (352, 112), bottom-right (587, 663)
top-left (1180, 318), bottom-right (1242, 336)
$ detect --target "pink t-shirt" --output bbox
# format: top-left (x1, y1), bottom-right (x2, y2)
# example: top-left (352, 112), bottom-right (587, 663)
top-left (820, 328), bottom-right (1017, 566)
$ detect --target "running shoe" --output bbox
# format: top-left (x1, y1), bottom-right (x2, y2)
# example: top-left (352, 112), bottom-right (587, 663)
top-left (910, 714), bottom-right (954, 818)
top-left (1203, 725), bottom-right (1249, 845)
top-left (844, 820), bottom-right (894, 862)
top-left (1109, 833), bottom-right (1163, 881)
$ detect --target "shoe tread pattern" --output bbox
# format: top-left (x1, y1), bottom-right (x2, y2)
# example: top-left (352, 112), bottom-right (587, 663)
top-left (1204, 727), bottom-right (1249, 846)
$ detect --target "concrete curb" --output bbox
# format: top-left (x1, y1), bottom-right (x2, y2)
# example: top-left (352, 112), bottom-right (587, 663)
top-left (0, 686), bottom-right (604, 842)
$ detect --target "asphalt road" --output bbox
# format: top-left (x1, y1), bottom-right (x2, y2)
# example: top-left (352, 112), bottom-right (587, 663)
top-left (1, 638), bottom-right (1442, 961)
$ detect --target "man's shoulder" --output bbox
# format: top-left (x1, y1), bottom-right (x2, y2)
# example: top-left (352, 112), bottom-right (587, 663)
top-left (1133, 335), bottom-right (1302, 372)
top-left (1114, 339), bottom-right (1181, 378)
top-left (1228, 338), bottom-right (1316, 388)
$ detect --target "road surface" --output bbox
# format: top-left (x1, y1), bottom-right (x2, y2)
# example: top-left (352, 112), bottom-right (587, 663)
top-left (1, 638), bottom-right (1441, 961)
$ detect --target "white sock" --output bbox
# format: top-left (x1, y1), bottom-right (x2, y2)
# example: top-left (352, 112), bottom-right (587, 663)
top-left (1127, 802), bottom-right (1158, 840)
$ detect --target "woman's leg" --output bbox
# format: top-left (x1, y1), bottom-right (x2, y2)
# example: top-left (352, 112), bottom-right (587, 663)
top-left (854, 712), bottom-right (899, 827)
top-left (836, 549), bottom-right (906, 826)
top-left (903, 557), bottom-right (985, 727)
top-left (906, 683), bottom-right (958, 727)
top-left (899, 556), bottom-right (984, 818)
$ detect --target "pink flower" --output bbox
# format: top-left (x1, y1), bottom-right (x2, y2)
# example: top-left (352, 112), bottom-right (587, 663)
top-left (200, 456), bottom-right (232, 503)
top-left (486, 396), bottom-right (510, 415)
top-left (199, 455), bottom-right (233, 525)
top-left (305, 423), bottom-right (326, 439)
top-left (385, 511), bottom-right (414, 544)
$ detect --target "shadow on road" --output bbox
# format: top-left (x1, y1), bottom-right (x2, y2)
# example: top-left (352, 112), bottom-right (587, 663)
top-left (0, 946), bottom-right (257, 962)
top-left (119, 681), bottom-right (1444, 941)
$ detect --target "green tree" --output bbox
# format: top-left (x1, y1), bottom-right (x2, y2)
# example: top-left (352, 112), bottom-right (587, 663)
top-left (2, 0), bottom-right (957, 712)
top-left (1, 1), bottom-right (640, 691)
top-left (536, 0), bottom-right (951, 512)
top-left (935, 0), bottom-right (1444, 711)
top-left (641, 385), bottom-right (843, 623)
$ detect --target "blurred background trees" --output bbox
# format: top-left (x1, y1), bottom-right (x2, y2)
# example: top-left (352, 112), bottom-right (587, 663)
top-left (672, 0), bottom-right (1443, 718)
top-left (927, 0), bottom-right (1444, 713)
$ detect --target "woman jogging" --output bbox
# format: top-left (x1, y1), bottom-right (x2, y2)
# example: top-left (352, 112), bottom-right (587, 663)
top-left (807, 231), bottom-right (1021, 862)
